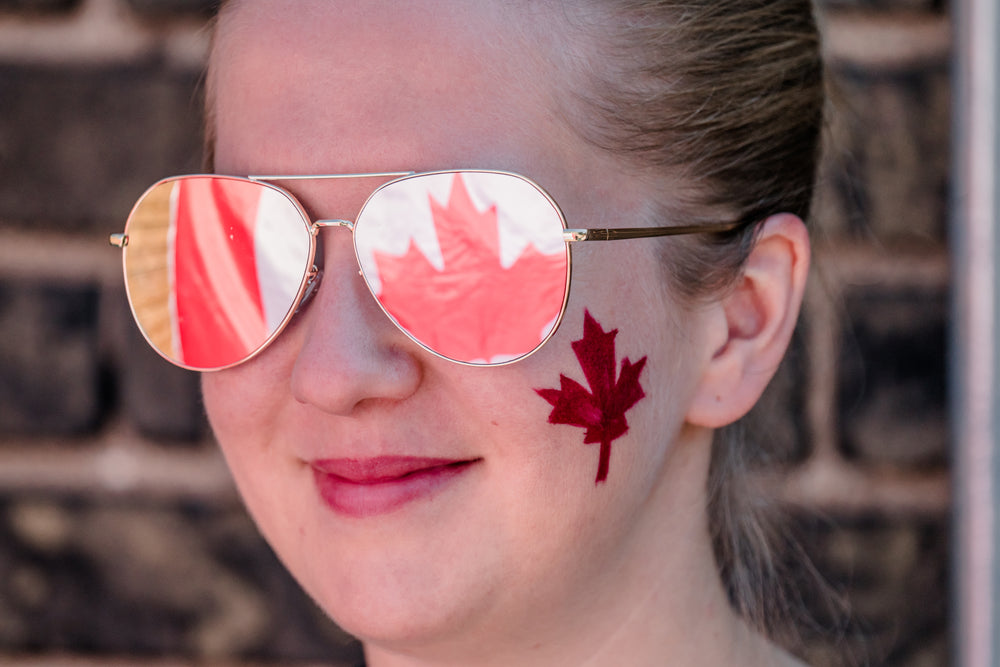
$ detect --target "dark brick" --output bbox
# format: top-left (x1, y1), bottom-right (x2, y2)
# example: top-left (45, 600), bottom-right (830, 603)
top-left (790, 512), bottom-right (948, 666)
top-left (0, 278), bottom-right (103, 436)
top-left (0, 492), bottom-right (362, 663)
top-left (0, 0), bottom-right (80, 13)
top-left (816, 57), bottom-right (950, 245)
top-left (126, 0), bottom-right (219, 19)
top-left (0, 62), bottom-right (204, 235)
top-left (116, 293), bottom-right (207, 441)
top-left (837, 283), bottom-right (948, 467)
top-left (745, 329), bottom-right (810, 466)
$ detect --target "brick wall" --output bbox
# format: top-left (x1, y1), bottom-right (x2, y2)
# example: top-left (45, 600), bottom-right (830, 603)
top-left (0, 1), bottom-right (951, 665)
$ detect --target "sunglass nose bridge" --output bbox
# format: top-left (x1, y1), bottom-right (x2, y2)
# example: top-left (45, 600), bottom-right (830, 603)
top-left (312, 219), bottom-right (354, 234)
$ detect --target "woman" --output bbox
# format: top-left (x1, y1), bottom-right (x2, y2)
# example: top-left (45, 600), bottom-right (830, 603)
top-left (115, 1), bottom-right (823, 664)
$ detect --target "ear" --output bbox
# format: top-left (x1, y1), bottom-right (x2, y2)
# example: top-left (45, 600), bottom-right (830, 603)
top-left (685, 213), bottom-right (810, 428)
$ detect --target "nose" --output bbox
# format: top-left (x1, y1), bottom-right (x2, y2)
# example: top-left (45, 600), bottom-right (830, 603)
top-left (289, 227), bottom-right (422, 414)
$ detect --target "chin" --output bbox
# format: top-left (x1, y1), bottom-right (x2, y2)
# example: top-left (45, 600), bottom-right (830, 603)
top-left (294, 549), bottom-right (497, 652)
top-left (317, 592), bottom-right (478, 653)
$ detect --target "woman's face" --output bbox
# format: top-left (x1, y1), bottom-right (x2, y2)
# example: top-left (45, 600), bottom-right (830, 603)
top-left (204, 0), bottom-right (719, 652)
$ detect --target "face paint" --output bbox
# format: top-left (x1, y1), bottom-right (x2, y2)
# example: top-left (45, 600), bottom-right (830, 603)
top-left (535, 310), bottom-right (648, 483)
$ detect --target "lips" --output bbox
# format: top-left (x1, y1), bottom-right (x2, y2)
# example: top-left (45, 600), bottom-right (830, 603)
top-left (310, 456), bottom-right (479, 518)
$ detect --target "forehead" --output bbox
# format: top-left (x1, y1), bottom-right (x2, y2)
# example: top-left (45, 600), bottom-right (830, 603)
top-left (210, 1), bottom-right (576, 175)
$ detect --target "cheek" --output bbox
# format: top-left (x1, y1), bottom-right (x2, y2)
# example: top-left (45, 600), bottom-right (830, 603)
top-left (202, 370), bottom-right (249, 439)
top-left (528, 237), bottom-right (695, 481)
top-left (202, 370), bottom-right (257, 489)
top-left (201, 363), bottom-right (282, 456)
top-left (526, 285), bottom-right (703, 507)
top-left (201, 366), bottom-right (302, 538)
top-left (201, 321), bottom-right (302, 439)
top-left (534, 309), bottom-right (649, 484)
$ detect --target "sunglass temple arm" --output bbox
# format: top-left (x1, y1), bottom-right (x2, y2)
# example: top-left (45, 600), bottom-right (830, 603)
top-left (563, 220), bottom-right (744, 242)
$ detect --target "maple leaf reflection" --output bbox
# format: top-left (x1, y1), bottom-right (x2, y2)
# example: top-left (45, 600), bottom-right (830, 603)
top-left (371, 173), bottom-right (567, 363)
top-left (535, 310), bottom-right (648, 483)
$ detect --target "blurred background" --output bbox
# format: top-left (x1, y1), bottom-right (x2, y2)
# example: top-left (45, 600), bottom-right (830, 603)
top-left (0, 0), bottom-right (951, 665)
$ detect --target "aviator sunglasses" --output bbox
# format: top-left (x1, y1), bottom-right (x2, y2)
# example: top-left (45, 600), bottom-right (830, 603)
top-left (111, 169), bottom-right (743, 370)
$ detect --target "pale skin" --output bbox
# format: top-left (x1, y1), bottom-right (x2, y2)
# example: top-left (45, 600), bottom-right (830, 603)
top-left (202, 2), bottom-right (810, 665)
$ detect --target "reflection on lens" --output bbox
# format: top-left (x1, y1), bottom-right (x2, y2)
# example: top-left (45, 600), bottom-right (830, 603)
top-left (356, 171), bottom-right (569, 365)
top-left (122, 176), bottom-right (312, 370)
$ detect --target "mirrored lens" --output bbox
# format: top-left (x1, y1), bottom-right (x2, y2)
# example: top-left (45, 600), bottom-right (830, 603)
top-left (355, 171), bottom-right (570, 365)
top-left (122, 176), bottom-right (313, 370)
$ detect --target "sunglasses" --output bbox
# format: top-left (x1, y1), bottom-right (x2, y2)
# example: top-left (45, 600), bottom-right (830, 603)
top-left (111, 169), bottom-right (742, 370)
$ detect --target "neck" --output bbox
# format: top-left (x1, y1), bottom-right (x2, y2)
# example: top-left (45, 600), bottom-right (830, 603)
top-left (363, 425), bottom-right (792, 667)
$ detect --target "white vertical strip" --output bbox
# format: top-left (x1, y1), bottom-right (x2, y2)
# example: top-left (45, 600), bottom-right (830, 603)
top-left (254, 187), bottom-right (314, 333)
top-left (167, 181), bottom-right (182, 360)
top-left (953, 0), bottom-right (998, 664)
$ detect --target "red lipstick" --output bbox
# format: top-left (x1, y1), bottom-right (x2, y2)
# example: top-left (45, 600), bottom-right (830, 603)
top-left (310, 456), bottom-right (477, 518)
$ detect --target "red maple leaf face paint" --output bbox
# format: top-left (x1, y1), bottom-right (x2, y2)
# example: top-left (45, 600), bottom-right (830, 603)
top-left (368, 172), bottom-right (568, 364)
top-left (535, 310), bottom-right (648, 483)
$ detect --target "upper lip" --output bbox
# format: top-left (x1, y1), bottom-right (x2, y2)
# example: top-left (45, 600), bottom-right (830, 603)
top-left (309, 456), bottom-right (478, 483)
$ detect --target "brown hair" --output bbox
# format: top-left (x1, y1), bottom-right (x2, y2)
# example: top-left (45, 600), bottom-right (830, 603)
top-left (561, 0), bottom-right (824, 294)
top-left (554, 0), bottom-right (827, 651)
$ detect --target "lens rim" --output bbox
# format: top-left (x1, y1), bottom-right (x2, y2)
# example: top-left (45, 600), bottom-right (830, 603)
top-left (351, 169), bottom-right (573, 367)
top-left (120, 174), bottom-right (318, 372)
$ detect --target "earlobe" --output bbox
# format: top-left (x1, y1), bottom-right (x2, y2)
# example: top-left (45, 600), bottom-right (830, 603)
top-left (685, 213), bottom-right (810, 428)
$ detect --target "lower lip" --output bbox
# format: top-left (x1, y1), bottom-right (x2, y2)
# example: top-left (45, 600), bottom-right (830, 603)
top-left (311, 458), bottom-right (476, 518)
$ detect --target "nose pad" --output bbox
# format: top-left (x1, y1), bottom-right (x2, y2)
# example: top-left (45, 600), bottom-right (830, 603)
top-left (296, 265), bottom-right (323, 314)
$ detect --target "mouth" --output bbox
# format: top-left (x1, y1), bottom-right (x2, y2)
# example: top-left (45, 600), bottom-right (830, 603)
top-left (309, 456), bottom-right (480, 518)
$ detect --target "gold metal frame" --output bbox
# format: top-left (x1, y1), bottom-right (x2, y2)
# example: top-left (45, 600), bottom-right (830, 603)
top-left (111, 169), bottom-right (746, 370)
